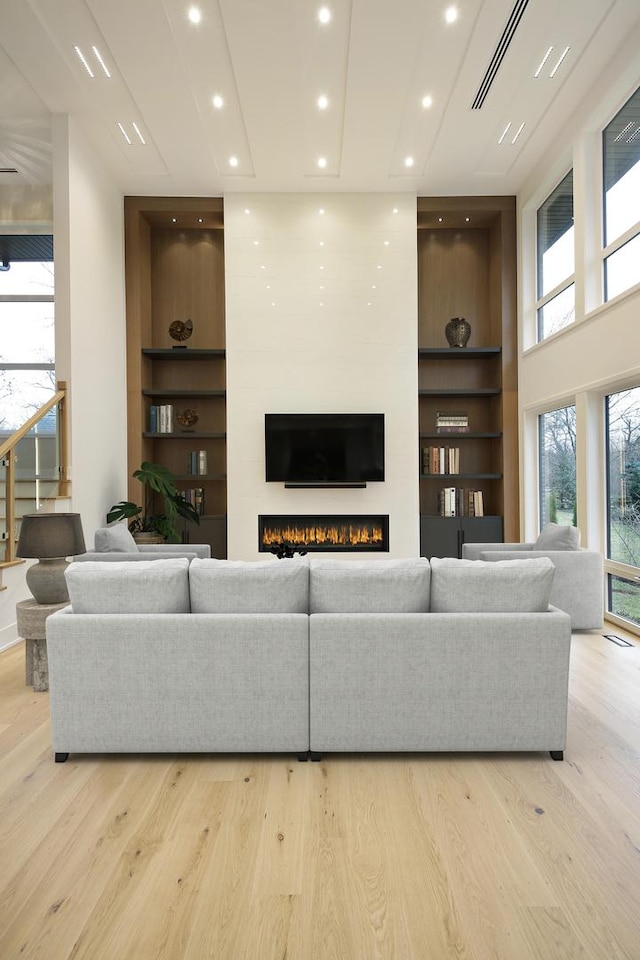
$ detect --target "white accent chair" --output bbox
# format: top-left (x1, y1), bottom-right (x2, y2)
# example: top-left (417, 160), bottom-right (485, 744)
top-left (73, 523), bottom-right (211, 562)
top-left (461, 523), bottom-right (603, 630)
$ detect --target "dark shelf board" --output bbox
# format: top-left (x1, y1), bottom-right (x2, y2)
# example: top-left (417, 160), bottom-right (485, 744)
top-left (418, 347), bottom-right (501, 358)
top-left (420, 514), bottom-right (503, 520)
top-left (142, 389), bottom-right (226, 397)
top-left (419, 388), bottom-right (501, 397)
top-left (420, 473), bottom-right (503, 480)
top-left (174, 473), bottom-right (227, 481)
top-left (420, 432), bottom-right (502, 439)
top-left (142, 348), bottom-right (225, 360)
top-left (143, 432), bottom-right (227, 439)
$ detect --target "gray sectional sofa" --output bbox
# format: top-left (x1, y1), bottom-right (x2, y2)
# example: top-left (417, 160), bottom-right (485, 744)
top-left (46, 556), bottom-right (572, 763)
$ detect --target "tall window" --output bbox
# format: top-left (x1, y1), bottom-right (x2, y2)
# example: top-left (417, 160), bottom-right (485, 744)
top-left (606, 386), bottom-right (640, 629)
top-left (536, 171), bottom-right (575, 341)
top-left (603, 85), bottom-right (640, 301)
top-left (0, 248), bottom-right (55, 433)
top-left (539, 405), bottom-right (576, 529)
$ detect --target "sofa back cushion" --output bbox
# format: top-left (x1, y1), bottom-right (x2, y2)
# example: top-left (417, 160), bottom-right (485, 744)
top-left (430, 556), bottom-right (555, 613)
top-left (309, 558), bottom-right (431, 613)
top-left (189, 558), bottom-right (309, 613)
top-left (94, 523), bottom-right (139, 553)
top-left (65, 558), bottom-right (190, 613)
top-left (534, 522), bottom-right (580, 550)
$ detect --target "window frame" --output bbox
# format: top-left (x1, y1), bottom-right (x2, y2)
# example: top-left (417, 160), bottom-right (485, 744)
top-left (535, 169), bottom-right (576, 342)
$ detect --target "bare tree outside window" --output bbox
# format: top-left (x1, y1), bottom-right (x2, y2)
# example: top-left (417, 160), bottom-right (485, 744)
top-left (539, 405), bottom-right (577, 529)
top-left (607, 386), bottom-right (640, 627)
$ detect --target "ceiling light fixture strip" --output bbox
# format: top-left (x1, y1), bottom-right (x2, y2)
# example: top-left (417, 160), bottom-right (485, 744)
top-left (471, 0), bottom-right (531, 110)
top-left (549, 46), bottom-right (570, 78)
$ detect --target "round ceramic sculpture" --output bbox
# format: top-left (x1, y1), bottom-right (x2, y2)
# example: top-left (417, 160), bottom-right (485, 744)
top-left (445, 317), bottom-right (471, 347)
top-left (177, 408), bottom-right (198, 428)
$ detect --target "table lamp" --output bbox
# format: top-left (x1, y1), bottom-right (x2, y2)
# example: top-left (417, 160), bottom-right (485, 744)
top-left (17, 513), bottom-right (86, 604)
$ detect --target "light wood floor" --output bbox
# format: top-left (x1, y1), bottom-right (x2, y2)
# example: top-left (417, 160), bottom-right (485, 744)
top-left (1, 626), bottom-right (639, 960)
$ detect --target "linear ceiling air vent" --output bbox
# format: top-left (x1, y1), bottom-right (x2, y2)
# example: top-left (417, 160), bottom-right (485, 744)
top-left (471, 0), bottom-right (531, 110)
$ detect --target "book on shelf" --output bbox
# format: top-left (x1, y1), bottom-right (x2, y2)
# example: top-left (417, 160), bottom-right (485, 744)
top-left (435, 410), bottom-right (469, 434)
top-left (438, 487), bottom-right (484, 517)
top-left (422, 446), bottom-right (460, 475)
top-left (149, 405), bottom-right (158, 433)
top-left (181, 487), bottom-right (205, 516)
top-left (188, 450), bottom-right (208, 475)
top-left (155, 404), bottom-right (174, 433)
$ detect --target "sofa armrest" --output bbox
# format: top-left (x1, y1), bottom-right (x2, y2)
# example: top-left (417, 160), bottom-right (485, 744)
top-left (138, 543), bottom-right (211, 558)
top-left (461, 542), bottom-right (535, 560)
top-left (73, 551), bottom-right (198, 562)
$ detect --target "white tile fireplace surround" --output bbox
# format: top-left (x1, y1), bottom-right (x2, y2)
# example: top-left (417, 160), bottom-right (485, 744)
top-left (224, 193), bottom-right (420, 561)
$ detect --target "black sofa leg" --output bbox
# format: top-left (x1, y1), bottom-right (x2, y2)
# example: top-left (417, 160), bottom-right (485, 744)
top-left (55, 752), bottom-right (69, 763)
top-left (310, 751), bottom-right (322, 762)
top-left (297, 752), bottom-right (309, 762)
top-left (550, 750), bottom-right (564, 761)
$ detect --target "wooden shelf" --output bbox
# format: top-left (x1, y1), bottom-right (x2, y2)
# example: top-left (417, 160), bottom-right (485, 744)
top-left (143, 432), bottom-right (226, 439)
top-left (419, 388), bottom-right (501, 397)
top-left (418, 347), bottom-right (501, 359)
top-left (420, 432), bottom-right (502, 439)
top-left (420, 473), bottom-right (503, 480)
top-left (142, 389), bottom-right (226, 397)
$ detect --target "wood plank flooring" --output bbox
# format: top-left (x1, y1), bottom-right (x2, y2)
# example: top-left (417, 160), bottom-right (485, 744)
top-left (1, 626), bottom-right (639, 960)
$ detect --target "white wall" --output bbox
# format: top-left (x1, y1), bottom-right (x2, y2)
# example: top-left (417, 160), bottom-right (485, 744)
top-left (224, 194), bottom-right (419, 560)
top-left (52, 115), bottom-right (127, 544)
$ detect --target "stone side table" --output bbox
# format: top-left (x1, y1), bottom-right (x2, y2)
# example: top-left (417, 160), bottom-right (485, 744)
top-left (16, 599), bottom-right (69, 692)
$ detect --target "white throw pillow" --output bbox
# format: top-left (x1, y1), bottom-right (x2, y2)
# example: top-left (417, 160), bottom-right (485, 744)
top-left (430, 556), bottom-right (555, 613)
top-left (309, 558), bottom-right (431, 613)
top-left (65, 558), bottom-right (190, 613)
top-left (534, 522), bottom-right (580, 550)
top-left (189, 558), bottom-right (309, 613)
top-left (94, 523), bottom-right (139, 553)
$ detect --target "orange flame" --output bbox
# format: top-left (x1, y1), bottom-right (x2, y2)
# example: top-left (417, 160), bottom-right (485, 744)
top-left (262, 523), bottom-right (384, 547)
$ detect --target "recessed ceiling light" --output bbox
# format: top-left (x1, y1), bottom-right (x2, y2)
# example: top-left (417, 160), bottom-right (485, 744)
top-left (465, 217), bottom-right (471, 222)
top-left (392, 207), bottom-right (399, 214)
top-left (320, 265), bottom-right (325, 270)
top-left (498, 122), bottom-right (512, 144)
top-left (172, 217), bottom-right (177, 223)
top-left (253, 240), bottom-right (259, 246)
top-left (198, 218), bottom-right (203, 223)
top-left (229, 155), bottom-right (239, 167)
top-left (549, 46), bottom-right (570, 78)
top-left (317, 156), bottom-right (327, 168)
top-left (244, 208), bottom-right (251, 214)
top-left (212, 94), bottom-right (224, 109)
top-left (444, 5), bottom-right (458, 24)
top-left (317, 95), bottom-right (329, 110)
top-left (319, 208), bottom-right (325, 215)
top-left (404, 156), bottom-right (415, 168)
top-left (534, 46), bottom-right (554, 78)
top-left (319, 240), bottom-right (325, 246)
top-left (377, 264), bottom-right (382, 270)
top-left (372, 284), bottom-right (377, 290)
top-left (318, 6), bottom-right (332, 24)
top-left (91, 46), bottom-right (111, 78)
top-left (511, 121), bottom-right (526, 144)
top-left (74, 46), bottom-right (95, 78)
top-left (117, 122), bottom-right (132, 144)
top-left (260, 264), bottom-right (266, 270)
top-left (438, 217), bottom-right (443, 222)
top-left (132, 122), bottom-right (146, 144)
top-left (188, 7), bottom-right (202, 24)
top-left (384, 240), bottom-right (390, 246)
top-left (421, 94), bottom-right (433, 109)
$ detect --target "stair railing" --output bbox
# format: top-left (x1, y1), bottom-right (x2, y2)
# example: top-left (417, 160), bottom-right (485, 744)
top-left (0, 380), bottom-right (69, 566)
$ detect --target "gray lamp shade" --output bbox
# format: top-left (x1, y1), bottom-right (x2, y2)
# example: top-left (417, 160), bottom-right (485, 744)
top-left (17, 513), bottom-right (86, 560)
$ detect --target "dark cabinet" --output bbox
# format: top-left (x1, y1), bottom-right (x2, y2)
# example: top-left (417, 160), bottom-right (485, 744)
top-left (420, 515), bottom-right (503, 559)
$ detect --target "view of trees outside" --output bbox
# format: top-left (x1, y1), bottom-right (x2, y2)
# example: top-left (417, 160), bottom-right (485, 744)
top-left (536, 170), bottom-right (575, 342)
top-left (539, 405), bottom-right (577, 528)
top-left (0, 261), bottom-right (55, 433)
top-left (607, 387), bottom-right (640, 626)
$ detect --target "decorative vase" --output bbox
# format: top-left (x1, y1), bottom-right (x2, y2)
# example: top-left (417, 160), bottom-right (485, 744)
top-left (445, 317), bottom-right (471, 347)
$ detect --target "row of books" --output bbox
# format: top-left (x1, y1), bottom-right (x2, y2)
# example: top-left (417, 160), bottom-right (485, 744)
top-left (149, 404), bottom-right (174, 433)
top-left (180, 488), bottom-right (205, 515)
top-left (188, 450), bottom-right (208, 475)
top-left (435, 410), bottom-right (469, 434)
top-left (422, 446), bottom-right (460, 475)
top-left (438, 487), bottom-right (484, 517)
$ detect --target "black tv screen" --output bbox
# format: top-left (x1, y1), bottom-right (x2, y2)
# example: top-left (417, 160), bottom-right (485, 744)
top-left (265, 413), bottom-right (385, 484)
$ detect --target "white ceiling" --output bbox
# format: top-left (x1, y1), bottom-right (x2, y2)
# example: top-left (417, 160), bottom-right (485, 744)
top-left (1, 0), bottom-right (640, 198)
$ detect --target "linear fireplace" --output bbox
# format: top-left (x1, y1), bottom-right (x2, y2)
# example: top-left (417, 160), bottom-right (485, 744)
top-left (259, 515), bottom-right (389, 553)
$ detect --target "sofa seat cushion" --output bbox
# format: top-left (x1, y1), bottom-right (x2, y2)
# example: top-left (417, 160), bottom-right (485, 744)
top-left (189, 558), bottom-right (309, 613)
top-left (65, 558), bottom-right (190, 614)
top-left (534, 522), bottom-right (580, 550)
top-left (430, 556), bottom-right (555, 613)
top-left (94, 523), bottom-right (139, 553)
top-left (309, 558), bottom-right (430, 613)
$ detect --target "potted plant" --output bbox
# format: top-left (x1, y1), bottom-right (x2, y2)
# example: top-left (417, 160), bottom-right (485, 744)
top-left (107, 461), bottom-right (200, 543)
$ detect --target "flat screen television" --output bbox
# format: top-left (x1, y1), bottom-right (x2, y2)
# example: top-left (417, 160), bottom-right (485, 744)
top-left (265, 413), bottom-right (385, 485)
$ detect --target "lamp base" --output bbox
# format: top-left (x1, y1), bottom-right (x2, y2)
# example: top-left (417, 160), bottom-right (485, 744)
top-left (25, 558), bottom-right (70, 605)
